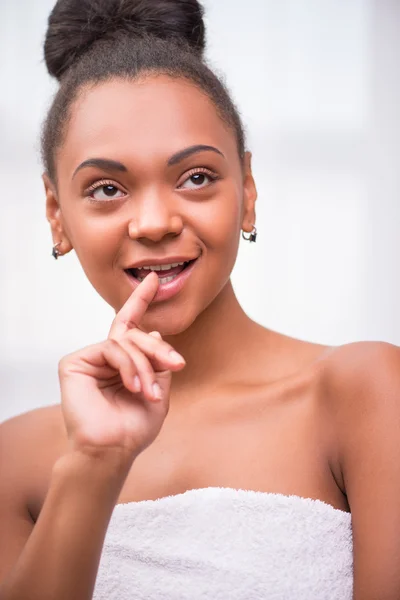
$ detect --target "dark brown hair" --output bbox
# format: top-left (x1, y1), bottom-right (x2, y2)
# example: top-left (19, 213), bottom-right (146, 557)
top-left (41, 0), bottom-right (246, 182)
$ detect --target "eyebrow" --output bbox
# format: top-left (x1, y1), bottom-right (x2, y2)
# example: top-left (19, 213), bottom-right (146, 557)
top-left (72, 158), bottom-right (127, 179)
top-left (167, 145), bottom-right (225, 166)
top-left (72, 145), bottom-right (225, 179)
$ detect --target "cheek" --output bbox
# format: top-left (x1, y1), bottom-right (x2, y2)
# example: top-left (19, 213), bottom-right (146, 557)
top-left (184, 185), bottom-right (242, 310)
top-left (192, 184), bottom-right (243, 256)
top-left (63, 207), bottom-right (123, 273)
top-left (64, 207), bottom-right (115, 249)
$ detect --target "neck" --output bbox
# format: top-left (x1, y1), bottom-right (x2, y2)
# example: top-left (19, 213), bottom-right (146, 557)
top-left (165, 280), bottom-right (262, 392)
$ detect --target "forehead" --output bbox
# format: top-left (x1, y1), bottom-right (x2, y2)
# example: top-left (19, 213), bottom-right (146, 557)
top-left (60, 76), bottom-right (238, 170)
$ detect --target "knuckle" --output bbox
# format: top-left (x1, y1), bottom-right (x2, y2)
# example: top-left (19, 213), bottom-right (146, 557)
top-left (121, 318), bottom-right (139, 329)
top-left (116, 335), bottom-right (155, 376)
top-left (58, 351), bottom-right (78, 377)
top-left (137, 359), bottom-right (154, 379)
top-left (58, 356), bottom-right (68, 374)
top-left (147, 345), bottom-right (159, 360)
top-left (106, 338), bottom-right (119, 348)
top-left (120, 340), bottom-right (143, 367)
top-left (162, 341), bottom-right (174, 354)
top-left (124, 328), bottom-right (138, 342)
top-left (105, 338), bottom-right (122, 354)
top-left (148, 341), bottom-right (167, 362)
top-left (120, 336), bottom-right (138, 354)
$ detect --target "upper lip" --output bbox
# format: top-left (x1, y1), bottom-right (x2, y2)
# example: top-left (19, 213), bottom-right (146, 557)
top-left (125, 255), bottom-right (199, 270)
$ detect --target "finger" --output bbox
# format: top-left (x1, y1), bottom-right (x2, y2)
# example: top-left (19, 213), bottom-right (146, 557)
top-left (101, 340), bottom-right (142, 395)
top-left (149, 331), bottom-right (162, 340)
top-left (109, 272), bottom-right (159, 340)
top-left (118, 338), bottom-right (162, 402)
top-left (61, 340), bottom-right (141, 396)
top-left (125, 329), bottom-right (185, 372)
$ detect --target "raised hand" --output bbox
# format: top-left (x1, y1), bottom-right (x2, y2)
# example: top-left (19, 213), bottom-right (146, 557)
top-left (58, 272), bottom-right (185, 463)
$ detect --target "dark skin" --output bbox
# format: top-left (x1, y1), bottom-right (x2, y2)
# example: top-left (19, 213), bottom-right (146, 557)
top-left (1, 75), bottom-right (400, 599)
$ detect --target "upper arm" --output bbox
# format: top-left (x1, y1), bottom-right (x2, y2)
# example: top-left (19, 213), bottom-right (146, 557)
top-left (325, 342), bottom-right (400, 600)
top-left (0, 415), bottom-right (36, 585)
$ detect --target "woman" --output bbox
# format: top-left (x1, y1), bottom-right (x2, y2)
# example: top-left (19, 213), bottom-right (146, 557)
top-left (0, 0), bottom-right (399, 598)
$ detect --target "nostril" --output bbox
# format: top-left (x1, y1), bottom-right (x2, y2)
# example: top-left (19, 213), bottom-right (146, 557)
top-left (128, 213), bottom-right (183, 243)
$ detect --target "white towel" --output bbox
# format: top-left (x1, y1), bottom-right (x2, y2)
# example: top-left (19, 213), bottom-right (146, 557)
top-left (93, 487), bottom-right (353, 600)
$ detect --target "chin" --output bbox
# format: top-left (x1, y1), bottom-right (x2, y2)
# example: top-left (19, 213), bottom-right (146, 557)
top-left (141, 307), bottom-right (198, 337)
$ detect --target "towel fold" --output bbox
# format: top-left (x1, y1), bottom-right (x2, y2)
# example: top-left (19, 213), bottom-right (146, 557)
top-left (93, 487), bottom-right (353, 600)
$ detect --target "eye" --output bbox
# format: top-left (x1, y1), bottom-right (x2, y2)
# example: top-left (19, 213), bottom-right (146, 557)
top-left (86, 180), bottom-right (126, 202)
top-left (178, 169), bottom-right (218, 191)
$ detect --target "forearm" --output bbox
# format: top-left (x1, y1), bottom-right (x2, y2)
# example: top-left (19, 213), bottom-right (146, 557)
top-left (0, 449), bottom-right (131, 600)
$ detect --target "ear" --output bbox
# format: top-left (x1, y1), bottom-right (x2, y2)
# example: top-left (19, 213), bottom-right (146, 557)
top-left (43, 173), bottom-right (73, 256)
top-left (241, 151), bottom-right (257, 233)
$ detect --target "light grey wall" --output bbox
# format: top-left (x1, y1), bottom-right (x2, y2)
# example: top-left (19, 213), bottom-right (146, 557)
top-left (1, 0), bottom-right (399, 422)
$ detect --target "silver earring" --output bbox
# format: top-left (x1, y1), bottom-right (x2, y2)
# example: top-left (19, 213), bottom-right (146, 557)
top-left (242, 225), bottom-right (257, 243)
top-left (52, 242), bottom-right (62, 260)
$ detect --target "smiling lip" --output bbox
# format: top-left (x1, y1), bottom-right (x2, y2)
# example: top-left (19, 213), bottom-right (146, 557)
top-left (125, 257), bottom-right (199, 303)
top-left (126, 256), bottom-right (197, 270)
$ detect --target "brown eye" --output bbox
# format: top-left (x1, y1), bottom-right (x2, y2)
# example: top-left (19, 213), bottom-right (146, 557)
top-left (90, 184), bottom-right (125, 201)
top-left (180, 172), bottom-right (215, 190)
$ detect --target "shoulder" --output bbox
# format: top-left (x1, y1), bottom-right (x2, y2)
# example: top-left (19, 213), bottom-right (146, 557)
top-left (0, 405), bottom-right (68, 505)
top-left (322, 339), bottom-right (400, 390)
top-left (0, 403), bottom-right (68, 465)
top-left (0, 404), bottom-right (66, 450)
top-left (318, 341), bottom-right (400, 598)
top-left (319, 340), bottom-right (400, 426)
top-left (318, 340), bottom-right (400, 476)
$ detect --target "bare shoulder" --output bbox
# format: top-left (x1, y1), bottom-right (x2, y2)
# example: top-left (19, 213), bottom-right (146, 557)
top-left (317, 340), bottom-right (400, 456)
top-left (316, 340), bottom-right (400, 598)
top-left (325, 338), bottom-right (399, 374)
top-left (0, 405), bottom-right (68, 511)
top-left (0, 404), bottom-right (67, 452)
top-left (319, 339), bottom-right (400, 414)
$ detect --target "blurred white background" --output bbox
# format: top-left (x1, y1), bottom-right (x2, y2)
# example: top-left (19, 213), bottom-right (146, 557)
top-left (0, 0), bottom-right (399, 422)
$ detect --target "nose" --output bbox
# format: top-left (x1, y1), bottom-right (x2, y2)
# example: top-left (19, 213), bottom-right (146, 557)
top-left (127, 191), bottom-right (184, 243)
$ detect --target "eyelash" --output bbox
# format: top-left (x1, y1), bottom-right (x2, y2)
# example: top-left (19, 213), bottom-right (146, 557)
top-left (177, 167), bottom-right (220, 189)
top-left (84, 168), bottom-right (220, 202)
top-left (85, 179), bottom-right (123, 202)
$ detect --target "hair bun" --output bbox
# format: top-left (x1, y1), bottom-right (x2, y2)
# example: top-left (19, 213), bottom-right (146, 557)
top-left (44, 0), bottom-right (206, 81)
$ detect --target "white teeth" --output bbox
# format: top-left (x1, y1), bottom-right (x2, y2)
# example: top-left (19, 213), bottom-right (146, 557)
top-left (136, 274), bottom-right (177, 284)
top-left (159, 275), bottom-right (176, 284)
top-left (136, 261), bottom-right (187, 271)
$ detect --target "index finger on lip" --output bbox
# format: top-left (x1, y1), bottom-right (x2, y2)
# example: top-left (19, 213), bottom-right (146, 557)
top-left (109, 272), bottom-right (159, 340)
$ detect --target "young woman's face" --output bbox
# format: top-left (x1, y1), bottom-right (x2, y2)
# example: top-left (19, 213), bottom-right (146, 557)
top-left (46, 76), bottom-right (257, 335)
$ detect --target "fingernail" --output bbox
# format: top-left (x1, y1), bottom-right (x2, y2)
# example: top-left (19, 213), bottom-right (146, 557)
top-left (169, 350), bottom-right (185, 364)
top-left (133, 376), bottom-right (141, 393)
top-left (152, 382), bottom-right (163, 401)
